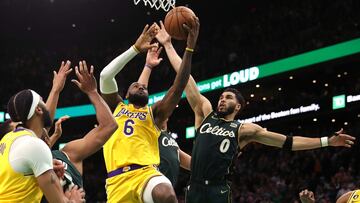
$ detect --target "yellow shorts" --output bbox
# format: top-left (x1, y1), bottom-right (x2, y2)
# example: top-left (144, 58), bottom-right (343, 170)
top-left (106, 165), bottom-right (162, 203)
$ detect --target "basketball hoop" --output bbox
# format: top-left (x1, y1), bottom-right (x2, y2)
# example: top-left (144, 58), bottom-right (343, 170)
top-left (134, 0), bottom-right (175, 12)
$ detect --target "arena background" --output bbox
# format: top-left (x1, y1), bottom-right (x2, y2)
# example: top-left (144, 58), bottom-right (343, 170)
top-left (1, 0), bottom-right (360, 202)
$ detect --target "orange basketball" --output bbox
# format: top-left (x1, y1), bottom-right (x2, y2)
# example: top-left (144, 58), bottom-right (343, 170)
top-left (164, 6), bottom-right (196, 40)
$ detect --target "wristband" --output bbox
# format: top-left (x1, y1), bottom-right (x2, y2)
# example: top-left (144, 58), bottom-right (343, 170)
top-left (132, 45), bottom-right (140, 53)
top-left (185, 47), bottom-right (194, 53)
top-left (145, 64), bottom-right (153, 69)
top-left (320, 137), bottom-right (329, 147)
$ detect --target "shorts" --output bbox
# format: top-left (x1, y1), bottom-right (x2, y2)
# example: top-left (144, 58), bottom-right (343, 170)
top-left (106, 165), bottom-right (162, 203)
top-left (185, 181), bottom-right (231, 203)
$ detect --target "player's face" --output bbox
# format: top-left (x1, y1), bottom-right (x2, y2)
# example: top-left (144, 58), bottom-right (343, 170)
top-left (127, 82), bottom-right (149, 107)
top-left (216, 92), bottom-right (239, 117)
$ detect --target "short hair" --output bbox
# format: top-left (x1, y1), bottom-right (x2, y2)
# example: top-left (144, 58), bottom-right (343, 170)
top-left (7, 89), bottom-right (34, 125)
top-left (0, 120), bottom-right (12, 139)
top-left (223, 88), bottom-right (246, 111)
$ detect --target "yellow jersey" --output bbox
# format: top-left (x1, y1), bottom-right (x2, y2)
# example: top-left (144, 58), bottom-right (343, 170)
top-left (103, 102), bottom-right (161, 172)
top-left (0, 129), bottom-right (43, 202)
top-left (348, 189), bottom-right (360, 203)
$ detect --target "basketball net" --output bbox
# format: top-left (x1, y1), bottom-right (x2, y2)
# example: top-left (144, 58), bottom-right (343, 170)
top-left (134, 0), bottom-right (175, 12)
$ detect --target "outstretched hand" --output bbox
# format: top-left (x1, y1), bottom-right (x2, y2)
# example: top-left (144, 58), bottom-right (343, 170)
top-left (52, 115), bottom-right (70, 139)
top-left (299, 189), bottom-right (315, 203)
top-left (134, 23), bottom-right (159, 52)
top-left (52, 60), bottom-right (73, 93)
top-left (145, 43), bottom-right (163, 68)
top-left (329, 128), bottom-right (356, 148)
top-left (71, 61), bottom-right (97, 94)
top-left (183, 16), bottom-right (200, 49)
top-left (155, 21), bottom-right (171, 45)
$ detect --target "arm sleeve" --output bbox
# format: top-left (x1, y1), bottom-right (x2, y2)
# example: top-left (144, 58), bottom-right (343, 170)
top-left (100, 46), bottom-right (139, 94)
top-left (9, 136), bottom-right (53, 177)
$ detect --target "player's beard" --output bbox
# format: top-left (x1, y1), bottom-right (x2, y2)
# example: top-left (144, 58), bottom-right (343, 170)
top-left (41, 106), bottom-right (53, 128)
top-left (128, 92), bottom-right (149, 107)
top-left (216, 104), bottom-right (235, 118)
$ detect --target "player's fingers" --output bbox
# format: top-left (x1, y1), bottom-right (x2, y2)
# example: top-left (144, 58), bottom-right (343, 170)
top-left (71, 79), bottom-right (81, 88)
top-left (157, 46), bottom-right (163, 55)
top-left (59, 115), bottom-right (70, 122)
top-left (79, 61), bottom-right (85, 74)
top-left (65, 68), bottom-right (73, 75)
top-left (82, 60), bottom-right (88, 73)
top-left (142, 24), bottom-right (149, 34)
top-left (53, 71), bottom-right (57, 78)
top-left (75, 66), bottom-right (81, 79)
top-left (346, 140), bottom-right (355, 145)
top-left (148, 43), bottom-right (158, 49)
top-left (183, 23), bottom-right (191, 32)
top-left (335, 128), bottom-right (344, 135)
top-left (159, 20), bottom-right (165, 29)
top-left (90, 65), bottom-right (94, 76)
top-left (64, 60), bottom-right (71, 70)
top-left (60, 61), bottom-right (65, 69)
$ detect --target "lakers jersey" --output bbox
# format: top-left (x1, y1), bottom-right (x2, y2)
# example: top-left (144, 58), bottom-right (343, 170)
top-left (0, 129), bottom-right (43, 202)
top-left (103, 102), bottom-right (161, 172)
top-left (348, 190), bottom-right (360, 203)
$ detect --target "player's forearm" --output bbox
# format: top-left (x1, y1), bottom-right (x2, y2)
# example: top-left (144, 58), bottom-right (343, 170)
top-left (292, 136), bottom-right (325, 151)
top-left (48, 134), bottom-right (60, 148)
top-left (137, 65), bottom-right (152, 87)
top-left (87, 91), bottom-right (116, 127)
top-left (100, 46), bottom-right (139, 94)
top-left (164, 43), bottom-right (202, 111)
top-left (171, 50), bottom-right (193, 97)
top-left (179, 150), bottom-right (191, 170)
top-left (45, 89), bottom-right (60, 122)
top-left (164, 43), bottom-right (182, 72)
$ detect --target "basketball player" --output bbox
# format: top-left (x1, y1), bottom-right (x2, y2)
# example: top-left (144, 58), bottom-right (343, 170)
top-left (154, 20), bottom-right (356, 203)
top-left (137, 44), bottom-right (191, 186)
top-left (99, 18), bottom-right (199, 203)
top-left (1, 60), bottom-right (118, 202)
top-left (299, 188), bottom-right (360, 203)
top-left (0, 89), bottom-right (85, 202)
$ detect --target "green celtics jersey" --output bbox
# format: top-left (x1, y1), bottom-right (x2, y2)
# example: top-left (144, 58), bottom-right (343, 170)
top-left (52, 150), bottom-right (83, 190)
top-left (158, 131), bottom-right (180, 186)
top-left (191, 111), bottom-right (241, 181)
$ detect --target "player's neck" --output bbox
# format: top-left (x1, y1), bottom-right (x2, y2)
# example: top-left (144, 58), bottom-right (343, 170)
top-left (129, 102), bottom-right (146, 109)
top-left (218, 113), bottom-right (236, 122)
top-left (26, 122), bottom-right (44, 138)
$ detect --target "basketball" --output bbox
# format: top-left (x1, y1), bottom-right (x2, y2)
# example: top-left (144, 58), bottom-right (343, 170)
top-left (164, 6), bottom-right (196, 40)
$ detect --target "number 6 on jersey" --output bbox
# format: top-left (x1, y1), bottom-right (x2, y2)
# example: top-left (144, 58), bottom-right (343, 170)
top-left (124, 119), bottom-right (135, 136)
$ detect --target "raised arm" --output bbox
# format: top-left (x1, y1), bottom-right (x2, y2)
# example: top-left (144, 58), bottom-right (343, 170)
top-left (238, 123), bottom-right (356, 150)
top-left (46, 61), bottom-right (72, 121)
top-left (152, 17), bottom-right (200, 127)
top-left (62, 61), bottom-right (118, 173)
top-left (137, 44), bottom-right (163, 87)
top-left (100, 24), bottom-right (159, 111)
top-left (156, 20), bottom-right (212, 129)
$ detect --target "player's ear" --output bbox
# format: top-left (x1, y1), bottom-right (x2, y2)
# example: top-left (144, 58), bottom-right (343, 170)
top-left (35, 105), bottom-right (43, 116)
top-left (235, 103), bottom-right (241, 112)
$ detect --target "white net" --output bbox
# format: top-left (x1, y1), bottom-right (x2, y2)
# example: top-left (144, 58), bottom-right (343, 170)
top-left (134, 0), bottom-right (175, 12)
